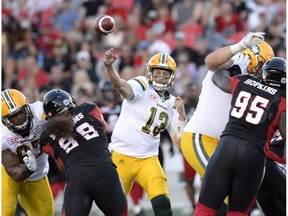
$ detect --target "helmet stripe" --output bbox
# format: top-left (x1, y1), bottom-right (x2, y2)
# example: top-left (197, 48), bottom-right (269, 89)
top-left (2, 90), bottom-right (16, 111)
top-left (160, 53), bottom-right (167, 64)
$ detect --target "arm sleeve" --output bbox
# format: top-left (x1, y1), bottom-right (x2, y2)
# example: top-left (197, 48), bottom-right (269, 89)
top-left (127, 76), bottom-right (148, 102)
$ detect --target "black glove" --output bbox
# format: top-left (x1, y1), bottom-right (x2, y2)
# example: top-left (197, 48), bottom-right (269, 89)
top-left (228, 65), bottom-right (242, 77)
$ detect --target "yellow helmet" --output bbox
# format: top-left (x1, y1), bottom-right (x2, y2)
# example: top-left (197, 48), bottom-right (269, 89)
top-left (2, 89), bottom-right (33, 135)
top-left (242, 41), bottom-right (275, 78)
top-left (146, 53), bottom-right (177, 91)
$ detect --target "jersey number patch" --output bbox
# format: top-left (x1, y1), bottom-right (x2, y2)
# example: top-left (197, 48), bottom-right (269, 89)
top-left (141, 106), bottom-right (169, 136)
top-left (58, 122), bottom-right (99, 153)
top-left (231, 91), bottom-right (269, 124)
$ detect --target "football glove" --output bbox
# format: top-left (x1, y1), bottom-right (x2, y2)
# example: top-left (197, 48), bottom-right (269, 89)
top-left (230, 32), bottom-right (265, 54)
top-left (230, 53), bottom-right (250, 75)
top-left (23, 150), bottom-right (37, 172)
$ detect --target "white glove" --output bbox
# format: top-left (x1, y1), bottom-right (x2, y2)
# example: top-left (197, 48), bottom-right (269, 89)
top-left (23, 150), bottom-right (37, 172)
top-left (230, 32), bottom-right (265, 54)
top-left (231, 53), bottom-right (250, 74)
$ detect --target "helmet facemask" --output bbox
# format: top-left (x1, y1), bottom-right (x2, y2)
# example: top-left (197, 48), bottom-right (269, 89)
top-left (261, 57), bottom-right (286, 90)
top-left (2, 105), bottom-right (33, 135)
top-left (147, 67), bottom-right (176, 91)
top-left (2, 89), bottom-right (33, 136)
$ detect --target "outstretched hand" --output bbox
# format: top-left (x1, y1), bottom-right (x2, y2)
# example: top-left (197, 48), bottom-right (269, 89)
top-left (231, 32), bottom-right (265, 54)
top-left (103, 48), bottom-right (118, 67)
top-left (238, 32), bottom-right (265, 49)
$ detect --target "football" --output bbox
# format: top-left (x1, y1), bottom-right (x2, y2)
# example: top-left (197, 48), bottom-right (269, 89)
top-left (94, 15), bottom-right (115, 35)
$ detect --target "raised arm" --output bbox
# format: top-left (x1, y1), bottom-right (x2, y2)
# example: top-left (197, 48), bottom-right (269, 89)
top-left (205, 32), bottom-right (265, 72)
top-left (103, 48), bottom-right (134, 99)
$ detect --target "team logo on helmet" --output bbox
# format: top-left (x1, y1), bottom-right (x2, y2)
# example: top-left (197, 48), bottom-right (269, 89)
top-left (63, 99), bottom-right (70, 105)
top-left (250, 45), bottom-right (261, 55)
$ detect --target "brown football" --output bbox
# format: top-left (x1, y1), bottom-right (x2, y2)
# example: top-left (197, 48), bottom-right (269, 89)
top-left (94, 15), bottom-right (115, 35)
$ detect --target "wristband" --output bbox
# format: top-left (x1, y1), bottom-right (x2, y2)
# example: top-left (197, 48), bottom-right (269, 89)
top-left (230, 43), bottom-right (244, 55)
top-left (176, 119), bottom-right (187, 138)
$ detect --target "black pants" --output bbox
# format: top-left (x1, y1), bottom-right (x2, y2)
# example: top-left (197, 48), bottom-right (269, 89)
top-left (199, 135), bottom-right (266, 213)
top-left (63, 164), bottom-right (127, 216)
top-left (257, 158), bottom-right (286, 216)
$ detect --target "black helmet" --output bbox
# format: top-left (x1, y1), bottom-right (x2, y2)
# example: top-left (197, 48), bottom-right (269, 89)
top-left (262, 57), bottom-right (286, 89)
top-left (43, 89), bottom-right (76, 119)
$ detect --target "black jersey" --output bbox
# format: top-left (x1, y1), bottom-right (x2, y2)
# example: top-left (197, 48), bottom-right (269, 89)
top-left (222, 75), bottom-right (286, 150)
top-left (39, 102), bottom-right (113, 175)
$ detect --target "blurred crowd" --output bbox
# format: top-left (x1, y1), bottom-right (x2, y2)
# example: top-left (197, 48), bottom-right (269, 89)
top-left (2, 0), bottom-right (286, 104)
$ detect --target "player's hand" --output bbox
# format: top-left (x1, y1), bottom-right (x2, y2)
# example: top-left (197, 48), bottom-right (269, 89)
top-left (232, 53), bottom-right (250, 74)
top-left (173, 96), bottom-right (186, 121)
top-left (230, 32), bottom-right (265, 54)
top-left (23, 150), bottom-right (37, 172)
top-left (103, 48), bottom-right (118, 67)
top-left (238, 32), bottom-right (265, 49)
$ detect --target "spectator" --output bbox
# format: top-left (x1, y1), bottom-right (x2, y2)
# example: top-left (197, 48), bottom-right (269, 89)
top-left (173, 52), bottom-right (198, 96)
top-left (145, 28), bottom-right (172, 55)
top-left (80, 0), bottom-right (105, 18)
top-left (125, 9), bottom-right (148, 42)
top-left (97, 80), bottom-right (122, 142)
top-left (38, 21), bottom-right (63, 59)
top-left (70, 69), bottom-right (95, 102)
top-left (48, 64), bottom-right (72, 92)
top-left (115, 43), bottom-right (137, 72)
top-left (43, 39), bottom-right (72, 74)
top-left (214, 1), bottom-right (245, 38)
top-left (54, 0), bottom-right (83, 58)
top-left (170, 31), bottom-right (198, 63)
top-left (3, 15), bottom-right (35, 88)
top-left (171, 0), bottom-right (203, 29)
top-left (151, 4), bottom-right (175, 37)
top-left (246, 0), bottom-right (273, 31)
top-left (79, 40), bottom-right (98, 70)
top-left (75, 50), bottom-right (99, 85)
top-left (192, 35), bottom-right (211, 68)
top-left (18, 55), bottom-right (50, 90)
top-left (119, 65), bottom-right (139, 80)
